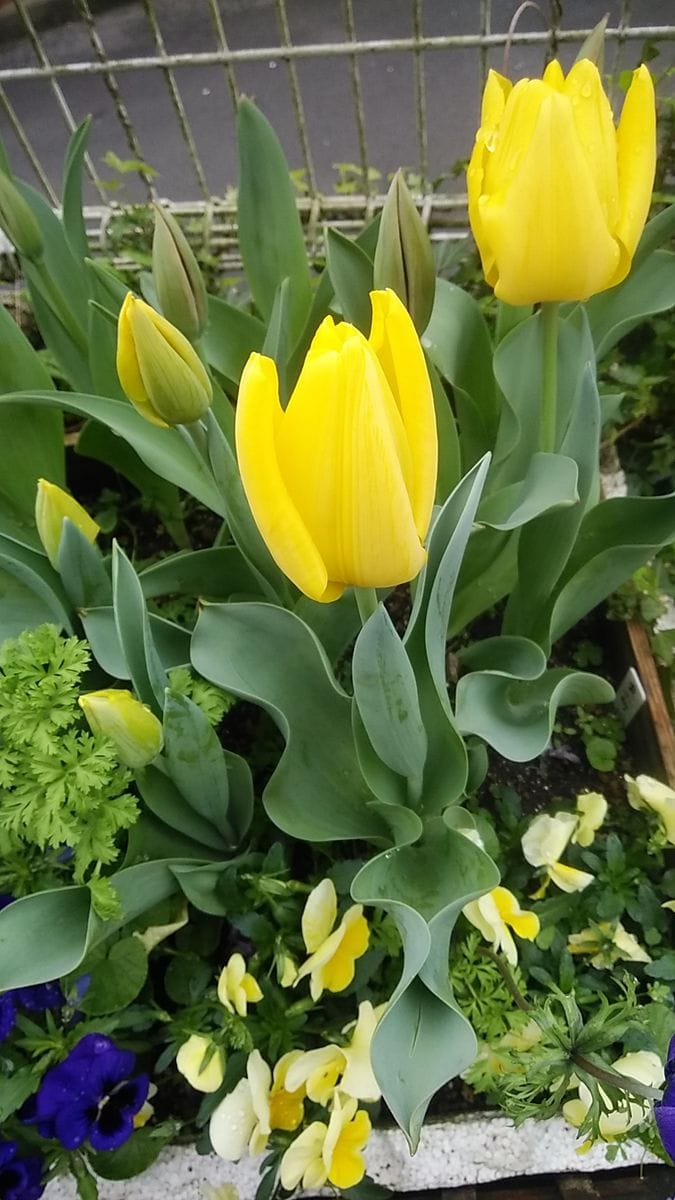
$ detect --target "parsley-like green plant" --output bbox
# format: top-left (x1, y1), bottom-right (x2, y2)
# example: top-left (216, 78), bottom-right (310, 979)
top-left (0, 624), bottom-right (138, 889)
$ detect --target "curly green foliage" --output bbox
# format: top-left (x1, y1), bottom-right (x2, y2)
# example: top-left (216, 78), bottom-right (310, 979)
top-left (0, 625), bottom-right (138, 885)
top-left (451, 930), bottom-right (524, 1042)
top-left (168, 665), bottom-right (234, 727)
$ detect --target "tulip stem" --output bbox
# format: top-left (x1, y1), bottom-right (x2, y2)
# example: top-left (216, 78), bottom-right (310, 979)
top-left (356, 588), bottom-right (379, 625)
top-left (539, 302), bottom-right (559, 454)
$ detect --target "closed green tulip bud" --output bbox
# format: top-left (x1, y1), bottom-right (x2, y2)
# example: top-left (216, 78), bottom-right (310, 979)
top-left (116, 293), bottom-right (213, 427)
top-left (467, 59), bottom-right (656, 304)
top-left (373, 170), bottom-right (435, 333)
top-left (236, 288), bottom-right (438, 603)
top-left (35, 479), bottom-right (100, 569)
top-left (0, 171), bottom-right (43, 261)
top-left (78, 688), bottom-right (164, 768)
top-left (152, 204), bottom-right (208, 341)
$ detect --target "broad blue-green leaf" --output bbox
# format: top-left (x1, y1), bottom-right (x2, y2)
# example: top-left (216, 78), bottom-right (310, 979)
top-left (449, 528), bottom-right (516, 635)
top-left (202, 294), bottom-right (265, 386)
top-left (57, 519), bottom-right (112, 609)
top-left (170, 858), bottom-right (251, 916)
top-left (456, 667), bottom-right (614, 761)
top-left (423, 280), bottom-right (498, 468)
top-left (352, 821), bottom-right (498, 1149)
top-left (192, 602), bottom-right (389, 842)
top-left (429, 358), bottom-right (461, 504)
top-left (62, 117), bottom-right (91, 263)
top-left (137, 764), bottom-right (230, 850)
top-left (550, 492), bottom-right (675, 642)
top-left (325, 227), bottom-right (373, 333)
top-left (262, 277), bottom-right (292, 406)
top-left (586, 249), bottom-right (675, 359)
top-left (0, 533), bottom-right (71, 632)
top-left (162, 692), bottom-right (237, 842)
top-left (633, 203), bottom-right (675, 269)
top-left (0, 392), bottom-right (226, 517)
top-left (295, 590), bottom-right (361, 664)
top-left (237, 99), bottom-right (312, 340)
top-left (0, 569), bottom-right (66, 642)
top-left (112, 542), bottom-right (168, 713)
top-left (352, 604), bottom-right (426, 782)
top-left (139, 546), bottom-right (259, 601)
top-left (477, 452), bottom-right (578, 530)
top-left (351, 703), bottom-right (410, 809)
top-left (457, 636), bottom-right (546, 679)
top-left (125, 812), bottom-right (222, 866)
top-left (80, 606), bottom-right (190, 682)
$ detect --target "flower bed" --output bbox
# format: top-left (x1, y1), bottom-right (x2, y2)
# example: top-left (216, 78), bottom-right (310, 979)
top-left (0, 27), bottom-right (674, 1200)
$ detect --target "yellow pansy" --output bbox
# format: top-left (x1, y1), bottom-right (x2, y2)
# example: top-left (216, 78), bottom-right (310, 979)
top-left (567, 921), bottom-right (651, 969)
top-left (463, 886), bottom-right (540, 966)
top-left (563, 1051), bottom-right (664, 1149)
top-left (294, 879), bottom-right (369, 1001)
top-left (284, 1002), bottom-right (385, 1106)
top-left (521, 812), bottom-right (594, 895)
top-left (626, 774), bottom-right (675, 845)
top-left (280, 1093), bottom-right (371, 1191)
top-left (572, 792), bottom-right (607, 848)
top-left (176, 1034), bottom-right (224, 1094)
top-left (217, 953), bottom-right (263, 1017)
top-left (209, 1049), bottom-right (304, 1161)
top-left (467, 59), bottom-right (655, 303)
top-left (235, 288), bottom-right (437, 603)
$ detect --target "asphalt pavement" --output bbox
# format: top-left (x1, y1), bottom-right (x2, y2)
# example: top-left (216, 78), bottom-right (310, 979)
top-left (0, 0), bottom-right (673, 206)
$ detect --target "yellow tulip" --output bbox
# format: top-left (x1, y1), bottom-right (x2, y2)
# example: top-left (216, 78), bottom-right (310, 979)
top-left (78, 688), bottom-right (163, 769)
top-left (35, 479), bottom-right (100, 570)
top-left (235, 289), bottom-right (437, 603)
top-left (467, 59), bottom-right (655, 304)
top-left (116, 293), bottom-right (212, 428)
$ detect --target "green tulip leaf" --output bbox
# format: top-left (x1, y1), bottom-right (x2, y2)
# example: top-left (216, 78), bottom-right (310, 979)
top-left (62, 117), bottom-right (91, 264)
top-left (295, 590), bottom-right (361, 664)
top-left (352, 820), bottom-right (498, 1149)
top-left (352, 703), bottom-right (408, 808)
top-left (263, 277), bottom-right (292, 406)
top-left (139, 546), bottom-right (259, 602)
top-left (0, 533), bottom-right (72, 633)
top-left (202, 294), bottom-right (265, 386)
top-left (237, 99), bottom-right (312, 340)
top-left (586, 249), bottom-right (675, 359)
top-left (137, 764), bottom-right (230, 851)
top-left (325, 227), bottom-right (374, 334)
top-left (456, 667), bottom-right (614, 761)
top-left (0, 568), bottom-right (67, 641)
top-left (428, 358), bottom-right (462, 504)
top-left (57, 519), bottom-right (112, 609)
top-left (477, 452), bottom-right (578, 530)
top-left (457, 635), bottom-right (546, 679)
top-left (423, 279), bottom-right (498, 468)
top-left (0, 391), bottom-right (226, 517)
top-left (633, 203), bottom-right (675, 269)
top-left (550, 492), bottom-right (675, 643)
top-left (352, 603), bottom-right (427, 782)
top-left (449, 527), bottom-right (516, 636)
top-left (80, 605), bottom-right (189, 684)
top-left (113, 543), bottom-right (168, 713)
top-left (192, 602), bottom-right (390, 842)
top-left (170, 857), bottom-right (253, 917)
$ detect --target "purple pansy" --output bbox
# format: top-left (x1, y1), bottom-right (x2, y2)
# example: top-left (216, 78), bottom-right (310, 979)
top-left (655, 1033), bottom-right (675, 1159)
top-left (0, 1139), bottom-right (44, 1200)
top-left (25, 1033), bottom-right (149, 1152)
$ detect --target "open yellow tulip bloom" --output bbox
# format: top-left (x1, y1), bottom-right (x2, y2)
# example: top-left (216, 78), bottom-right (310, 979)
top-left (467, 59), bottom-right (656, 304)
top-left (235, 289), bottom-right (438, 602)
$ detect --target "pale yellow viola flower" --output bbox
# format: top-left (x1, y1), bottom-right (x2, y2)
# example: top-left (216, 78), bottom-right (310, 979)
top-left (663, 900), bottom-right (675, 912)
top-left (285, 1044), bottom-right (345, 1106)
top-left (209, 1049), bottom-right (304, 1161)
top-left (35, 479), bottom-right (100, 570)
top-left (217, 953), bottom-right (263, 1017)
top-left (463, 886), bottom-right (540, 966)
top-left (563, 1050), bottom-right (664, 1149)
top-left (572, 792), bottom-right (607, 848)
top-left (276, 952), bottom-right (298, 988)
top-left (467, 59), bottom-right (656, 304)
top-left (133, 1083), bottom-right (157, 1129)
top-left (625, 774), bottom-right (675, 845)
top-left (280, 1093), bottom-right (371, 1191)
top-left (78, 688), bottom-right (163, 769)
top-left (567, 921), bottom-right (651, 969)
top-left (295, 879), bottom-right (369, 1001)
top-left (116, 292), bottom-right (212, 427)
top-left (522, 812), bottom-right (594, 894)
top-left (235, 288), bottom-right (438, 603)
top-left (284, 1002), bottom-right (386, 1106)
top-left (176, 1034), bottom-right (224, 1094)
top-left (500, 1018), bottom-right (543, 1052)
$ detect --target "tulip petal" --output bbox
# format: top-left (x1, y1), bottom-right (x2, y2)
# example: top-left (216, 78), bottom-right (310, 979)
top-left (279, 326), bottom-right (425, 589)
top-left (564, 59), bottom-right (619, 230)
top-left (613, 65), bottom-right (656, 270)
top-left (235, 353), bottom-right (333, 602)
top-left (467, 70), bottom-right (512, 285)
top-left (479, 89), bottom-right (621, 302)
top-left (368, 289), bottom-right (437, 539)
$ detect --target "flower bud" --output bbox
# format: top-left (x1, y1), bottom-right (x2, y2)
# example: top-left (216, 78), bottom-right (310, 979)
top-left (152, 204), bottom-right (208, 341)
top-left (78, 688), bottom-right (163, 768)
top-left (116, 293), bottom-right (213, 428)
top-left (373, 170), bottom-right (435, 333)
top-left (0, 171), bottom-right (43, 261)
top-left (35, 479), bottom-right (100, 569)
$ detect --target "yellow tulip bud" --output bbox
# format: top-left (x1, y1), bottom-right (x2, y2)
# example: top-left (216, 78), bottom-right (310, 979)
top-left (116, 293), bottom-right (212, 427)
top-left (374, 169), bottom-right (435, 333)
top-left (152, 204), bottom-right (208, 341)
top-left (78, 688), bottom-right (163, 768)
top-left (35, 479), bottom-right (100, 569)
top-left (467, 59), bottom-right (656, 304)
top-left (235, 288), bottom-right (438, 603)
top-left (0, 171), bottom-right (43, 261)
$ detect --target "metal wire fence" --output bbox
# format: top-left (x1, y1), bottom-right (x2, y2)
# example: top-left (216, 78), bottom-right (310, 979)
top-left (0, 0), bottom-right (674, 265)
